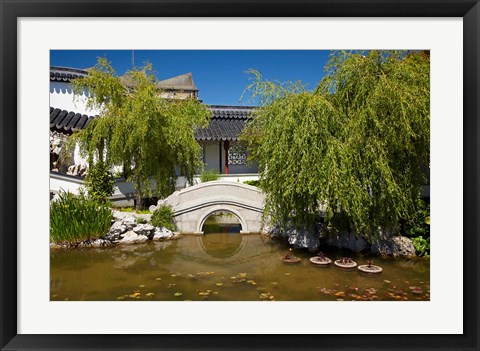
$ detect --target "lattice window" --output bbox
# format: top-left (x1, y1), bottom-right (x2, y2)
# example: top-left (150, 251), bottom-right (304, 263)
top-left (228, 144), bottom-right (247, 165)
top-left (198, 143), bottom-right (205, 164)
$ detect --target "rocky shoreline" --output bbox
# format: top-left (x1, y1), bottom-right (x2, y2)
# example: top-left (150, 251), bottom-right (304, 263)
top-left (267, 224), bottom-right (416, 257)
top-left (50, 211), bottom-right (178, 249)
top-left (51, 211), bottom-right (416, 257)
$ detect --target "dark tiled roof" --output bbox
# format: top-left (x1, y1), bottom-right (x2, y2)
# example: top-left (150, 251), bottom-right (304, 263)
top-left (49, 105), bottom-right (256, 140)
top-left (50, 66), bottom-right (87, 82)
top-left (195, 118), bottom-right (249, 141)
top-left (209, 106), bottom-right (255, 119)
top-left (50, 107), bottom-right (95, 134)
top-left (195, 106), bottom-right (256, 141)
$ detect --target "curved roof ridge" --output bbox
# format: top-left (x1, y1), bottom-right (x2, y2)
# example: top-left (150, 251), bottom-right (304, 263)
top-left (156, 72), bottom-right (198, 91)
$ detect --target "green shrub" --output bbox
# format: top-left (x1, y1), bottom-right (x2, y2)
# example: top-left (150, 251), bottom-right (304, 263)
top-left (243, 180), bottom-right (261, 188)
top-left (412, 236), bottom-right (430, 256)
top-left (84, 162), bottom-right (115, 204)
top-left (405, 198), bottom-right (430, 237)
top-left (151, 204), bottom-right (176, 231)
top-left (200, 169), bottom-right (220, 183)
top-left (50, 191), bottom-right (112, 243)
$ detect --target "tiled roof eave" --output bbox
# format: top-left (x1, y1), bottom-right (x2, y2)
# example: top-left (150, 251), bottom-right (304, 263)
top-left (50, 107), bottom-right (95, 134)
top-left (50, 105), bottom-right (257, 140)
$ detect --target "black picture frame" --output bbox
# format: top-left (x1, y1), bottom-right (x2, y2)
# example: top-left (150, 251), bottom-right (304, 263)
top-left (1, 1), bottom-right (478, 350)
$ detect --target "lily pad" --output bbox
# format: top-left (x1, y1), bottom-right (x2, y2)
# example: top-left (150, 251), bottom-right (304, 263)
top-left (139, 285), bottom-right (146, 288)
top-left (155, 278), bottom-right (162, 281)
top-left (174, 292), bottom-right (183, 297)
top-left (117, 296), bottom-right (125, 300)
top-left (284, 273), bottom-right (291, 276)
top-left (215, 283), bottom-right (223, 287)
top-left (146, 293), bottom-right (155, 297)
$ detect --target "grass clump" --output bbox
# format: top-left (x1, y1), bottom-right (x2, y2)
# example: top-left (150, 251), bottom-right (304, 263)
top-left (151, 204), bottom-right (176, 231)
top-left (200, 169), bottom-right (220, 183)
top-left (50, 191), bottom-right (112, 244)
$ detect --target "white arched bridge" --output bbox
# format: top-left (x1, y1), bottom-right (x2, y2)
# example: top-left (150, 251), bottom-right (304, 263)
top-left (152, 181), bottom-right (266, 234)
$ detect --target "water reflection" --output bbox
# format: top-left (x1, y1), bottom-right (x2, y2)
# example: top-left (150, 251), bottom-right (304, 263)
top-left (50, 234), bottom-right (430, 301)
top-left (200, 233), bottom-right (244, 259)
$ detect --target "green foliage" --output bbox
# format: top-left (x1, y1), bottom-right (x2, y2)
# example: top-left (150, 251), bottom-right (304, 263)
top-left (70, 57), bottom-right (211, 209)
top-left (241, 51), bottom-right (430, 238)
top-left (111, 206), bottom-right (151, 214)
top-left (84, 162), bottom-right (115, 204)
top-left (405, 198), bottom-right (430, 237)
top-left (151, 204), bottom-right (176, 231)
top-left (412, 236), bottom-right (430, 256)
top-left (200, 169), bottom-right (220, 182)
top-left (50, 191), bottom-right (112, 243)
top-left (135, 217), bottom-right (147, 224)
top-left (243, 180), bottom-right (261, 188)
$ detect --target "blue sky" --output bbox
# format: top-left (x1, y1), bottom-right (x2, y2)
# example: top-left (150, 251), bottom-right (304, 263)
top-left (50, 50), bottom-right (331, 106)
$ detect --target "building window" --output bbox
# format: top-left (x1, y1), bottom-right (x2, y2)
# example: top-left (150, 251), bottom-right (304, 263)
top-left (228, 144), bottom-right (247, 165)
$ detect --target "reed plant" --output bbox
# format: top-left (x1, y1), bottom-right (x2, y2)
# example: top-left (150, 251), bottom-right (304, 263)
top-left (50, 191), bottom-right (112, 244)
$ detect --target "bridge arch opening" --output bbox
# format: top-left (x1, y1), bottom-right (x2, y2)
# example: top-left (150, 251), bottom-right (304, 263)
top-left (201, 210), bottom-right (242, 234)
top-left (197, 208), bottom-right (248, 234)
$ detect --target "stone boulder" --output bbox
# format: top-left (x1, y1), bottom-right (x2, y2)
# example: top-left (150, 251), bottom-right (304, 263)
top-left (152, 227), bottom-right (174, 241)
top-left (133, 223), bottom-right (155, 236)
top-left (119, 231), bottom-right (149, 245)
top-left (110, 221), bottom-right (128, 235)
top-left (67, 163), bottom-right (88, 177)
top-left (371, 236), bottom-right (416, 257)
top-left (104, 214), bottom-right (176, 245)
top-left (268, 224), bottom-right (320, 252)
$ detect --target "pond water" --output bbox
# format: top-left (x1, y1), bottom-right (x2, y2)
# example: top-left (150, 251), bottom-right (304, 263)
top-left (50, 233), bottom-right (430, 301)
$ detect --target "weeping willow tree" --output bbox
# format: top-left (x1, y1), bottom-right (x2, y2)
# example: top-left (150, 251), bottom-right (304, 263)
top-left (69, 58), bottom-right (211, 209)
top-left (241, 51), bottom-right (430, 240)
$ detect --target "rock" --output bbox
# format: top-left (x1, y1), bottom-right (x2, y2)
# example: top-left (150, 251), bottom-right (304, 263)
top-left (119, 231), bottom-right (149, 245)
top-left (66, 163), bottom-right (88, 177)
top-left (109, 221), bottom-right (127, 235)
top-left (133, 223), bottom-right (155, 235)
top-left (371, 236), bottom-right (416, 257)
top-left (91, 238), bottom-right (112, 248)
top-left (123, 216), bottom-right (137, 230)
top-left (269, 224), bottom-right (320, 252)
top-left (325, 232), bottom-right (368, 252)
top-left (112, 211), bottom-right (127, 221)
top-left (152, 227), bottom-right (174, 241)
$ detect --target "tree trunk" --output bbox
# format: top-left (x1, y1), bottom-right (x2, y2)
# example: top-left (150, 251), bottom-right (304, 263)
top-left (98, 139), bottom-right (105, 163)
top-left (135, 180), bottom-right (143, 211)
